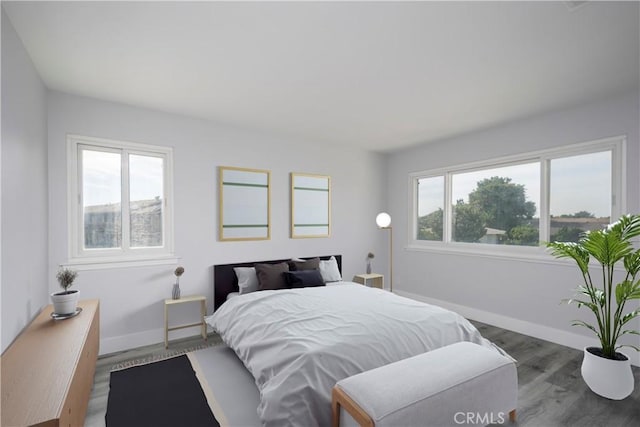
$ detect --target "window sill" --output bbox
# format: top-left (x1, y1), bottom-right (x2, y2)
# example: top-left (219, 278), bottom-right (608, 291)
top-left (64, 255), bottom-right (180, 271)
top-left (405, 243), bottom-right (624, 270)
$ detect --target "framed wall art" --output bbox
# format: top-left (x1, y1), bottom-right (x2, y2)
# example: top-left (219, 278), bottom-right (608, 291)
top-left (219, 166), bottom-right (271, 241)
top-left (290, 173), bottom-right (331, 238)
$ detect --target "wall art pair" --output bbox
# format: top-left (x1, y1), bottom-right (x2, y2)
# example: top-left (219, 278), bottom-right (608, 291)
top-left (218, 166), bottom-right (330, 241)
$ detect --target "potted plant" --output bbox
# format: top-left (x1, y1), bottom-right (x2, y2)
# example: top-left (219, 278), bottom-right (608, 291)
top-left (366, 252), bottom-right (375, 274)
top-left (547, 214), bottom-right (640, 400)
top-left (172, 266), bottom-right (185, 299)
top-left (52, 267), bottom-right (79, 315)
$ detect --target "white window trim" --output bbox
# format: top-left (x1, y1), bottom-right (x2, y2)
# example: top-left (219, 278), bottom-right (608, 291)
top-left (67, 134), bottom-right (176, 270)
top-left (407, 135), bottom-right (626, 264)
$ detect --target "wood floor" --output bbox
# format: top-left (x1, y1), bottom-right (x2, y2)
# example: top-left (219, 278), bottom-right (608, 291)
top-left (86, 322), bottom-right (640, 426)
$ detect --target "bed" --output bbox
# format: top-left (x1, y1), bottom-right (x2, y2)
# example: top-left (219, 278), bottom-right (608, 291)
top-left (206, 255), bottom-right (505, 427)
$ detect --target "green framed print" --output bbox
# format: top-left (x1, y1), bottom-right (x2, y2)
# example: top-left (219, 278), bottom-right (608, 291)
top-left (290, 173), bottom-right (331, 238)
top-left (219, 166), bottom-right (271, 241)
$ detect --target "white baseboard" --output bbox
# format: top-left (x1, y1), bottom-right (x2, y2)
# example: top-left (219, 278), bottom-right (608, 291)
top-left (100, 326), bottom-right (209, 356)
top-left (395, 290), bottom-right (640, 367)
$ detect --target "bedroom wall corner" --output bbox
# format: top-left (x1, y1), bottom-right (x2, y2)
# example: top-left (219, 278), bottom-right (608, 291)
top-left (1, 8), bottom-right (50, 353)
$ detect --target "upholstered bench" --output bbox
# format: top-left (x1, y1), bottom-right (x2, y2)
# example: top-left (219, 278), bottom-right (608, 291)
top-left (332, 341), bottom-right (517, 427)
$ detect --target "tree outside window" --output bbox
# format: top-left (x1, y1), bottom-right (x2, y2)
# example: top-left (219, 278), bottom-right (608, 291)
top-left (414, 140), bottom-right (618, 247)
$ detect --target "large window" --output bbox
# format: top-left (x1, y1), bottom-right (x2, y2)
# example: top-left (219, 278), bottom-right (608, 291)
top-left (411, 137), bottom-right (624, 252)
top-left (549, 151), bottom-right (612, 242)
top-left (68, 135), bottom-right (174, 266)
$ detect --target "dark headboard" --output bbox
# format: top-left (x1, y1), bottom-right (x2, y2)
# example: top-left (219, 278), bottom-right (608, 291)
top-left (213, 255), bottom-right (342, 311)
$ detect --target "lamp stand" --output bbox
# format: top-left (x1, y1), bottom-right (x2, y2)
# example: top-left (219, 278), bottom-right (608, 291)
top-left (375, 212), bottom-right (393, 293)
top-left (382, 226), bottom-right (393, 292)
top-left (389, 226), bottom-right (393, 292)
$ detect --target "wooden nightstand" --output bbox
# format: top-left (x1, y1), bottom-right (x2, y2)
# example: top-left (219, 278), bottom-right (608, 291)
top-left (353, 273), bottom-right (384, 289)
top-left (164, 295), bottom-right (207, 348)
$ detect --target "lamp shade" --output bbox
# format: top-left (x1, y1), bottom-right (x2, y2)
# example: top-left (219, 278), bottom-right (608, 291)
top-left (376, 212), bottom-right (392, 228)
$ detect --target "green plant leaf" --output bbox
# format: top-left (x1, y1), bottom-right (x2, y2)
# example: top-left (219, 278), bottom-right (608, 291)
top-left (615, 280), bottom-right (634, 305)
top-left (582, 229), bottom-right (632, 266)
top-left (573, 286), bottom-right (602, 307)
top-left (568, 298), bottom-right (599, 314)
top-left (576, 284), bottom-right (593, 295)
top-left (615, 283), bottom-right (625, 306)
top-left (610, 214), bottom-right (640, 241)
top-left (616, 344), bottom-right (640, 352)
top-left (620, 309), bottom-right (640, 326)
top-left (627, 280), bottom-right (640, 299)
top-left (571, 320), bottom-right (601, 339)
top-left (593, 288), bottom-right (605, 307)
top-left (576, 284), bottom-right (600, 300)
top-left (547, 241), bottom-right (589, 273)
top-left (624, 250), bottom-right (640, 277)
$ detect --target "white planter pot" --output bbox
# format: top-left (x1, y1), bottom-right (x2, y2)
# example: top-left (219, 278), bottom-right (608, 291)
top-left (581, 347), bottom-right (634, 400)
top-left (51, 290), bottom-right (80, 315)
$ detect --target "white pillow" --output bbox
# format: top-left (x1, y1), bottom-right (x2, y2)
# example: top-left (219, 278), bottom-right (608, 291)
top-left (319, 256), bottom-right (342, 282)
top-left (234, 267), bottom-right (259, 294)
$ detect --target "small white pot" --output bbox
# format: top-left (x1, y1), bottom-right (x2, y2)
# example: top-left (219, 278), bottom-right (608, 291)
top-left (581, 347), bottom-right (634, 400)
top-left (51, 290), bottom-right (80, 315)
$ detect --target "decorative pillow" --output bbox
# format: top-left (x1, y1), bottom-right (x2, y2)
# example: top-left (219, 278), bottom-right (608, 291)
top-left (255, 262), bottom-right (290, 291)
top-left (284, 270), bottom-right (325, 288)
top-left (288, 257), bottom-right (320, 271)
top-left (234, 267), bottom-right (259, 295)
top-left (319, 256), bottom-right (342, 282)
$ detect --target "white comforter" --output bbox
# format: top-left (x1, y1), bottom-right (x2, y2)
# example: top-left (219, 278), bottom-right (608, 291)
top-left (206, 283), bottom-right (500, 427)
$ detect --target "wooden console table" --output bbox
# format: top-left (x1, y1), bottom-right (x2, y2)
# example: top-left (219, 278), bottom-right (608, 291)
top-left (1, 299), bottom-right (100, 426)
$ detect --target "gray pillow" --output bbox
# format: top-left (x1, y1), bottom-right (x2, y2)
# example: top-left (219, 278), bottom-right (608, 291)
top-left (288, 257), bottom-right (320, 271)
top-left (255, 262), bottom-right (290, 291)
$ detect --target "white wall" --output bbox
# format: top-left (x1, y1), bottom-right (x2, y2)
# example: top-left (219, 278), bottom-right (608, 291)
top-left (1, 9), bottom-right (49, 353)
top-left (47, 91), bottom-right (387, 354)
top-left (387, 92), bottom-right (640, 364)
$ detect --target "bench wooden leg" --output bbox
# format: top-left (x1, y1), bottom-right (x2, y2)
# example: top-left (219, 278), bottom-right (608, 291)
top-left (331, 390), bottom-right (341, 427)
top-left (509, 409), bottom-right (516, 422)
top-left (331, 386), bottom-right (374, 427)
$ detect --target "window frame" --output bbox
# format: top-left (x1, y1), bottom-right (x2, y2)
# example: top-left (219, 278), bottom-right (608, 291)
top-left (67, 134), bottom-right (176, 269)
top-left (408, 136), bottom-right (626, 262)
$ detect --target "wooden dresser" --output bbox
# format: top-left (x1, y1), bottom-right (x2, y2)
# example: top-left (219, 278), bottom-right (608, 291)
top-left (1, 299), bottom-right (100, 427)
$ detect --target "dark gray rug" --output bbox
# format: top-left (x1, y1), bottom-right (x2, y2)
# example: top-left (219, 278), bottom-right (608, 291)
top-left (106, 355), bottom-right (219, 427)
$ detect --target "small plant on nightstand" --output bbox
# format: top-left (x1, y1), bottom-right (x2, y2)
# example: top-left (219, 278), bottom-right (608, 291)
top-left (366, 252), bottom-right (374, 274)
top-left (172, 266), bottom-right (185, 299)
top-left (51, 267), bottom-right (79, 315)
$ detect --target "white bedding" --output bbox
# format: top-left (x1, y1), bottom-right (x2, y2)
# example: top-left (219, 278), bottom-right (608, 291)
top-left (206, 283), bottom-right (501, 427)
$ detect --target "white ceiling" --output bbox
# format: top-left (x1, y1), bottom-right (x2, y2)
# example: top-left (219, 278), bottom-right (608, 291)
top-left (3, 1), bottom-right (639, 152)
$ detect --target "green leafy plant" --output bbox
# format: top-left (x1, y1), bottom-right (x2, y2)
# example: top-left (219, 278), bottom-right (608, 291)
top-left (547, 214), bottom-right (640, 359)
top-left (56, 267), bottom-right (78, 293)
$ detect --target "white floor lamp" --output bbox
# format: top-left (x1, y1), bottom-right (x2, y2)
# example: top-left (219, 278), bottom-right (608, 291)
top-left (376, 212), bottom-right (392, 292)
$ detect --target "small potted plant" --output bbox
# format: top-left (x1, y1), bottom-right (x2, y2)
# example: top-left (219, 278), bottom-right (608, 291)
top-left (52, 267), bottom-right (79, 315)
top-left (172, 266), bottom-right (185, 299)
top-left (366, 252), bottom-right (375, 274)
